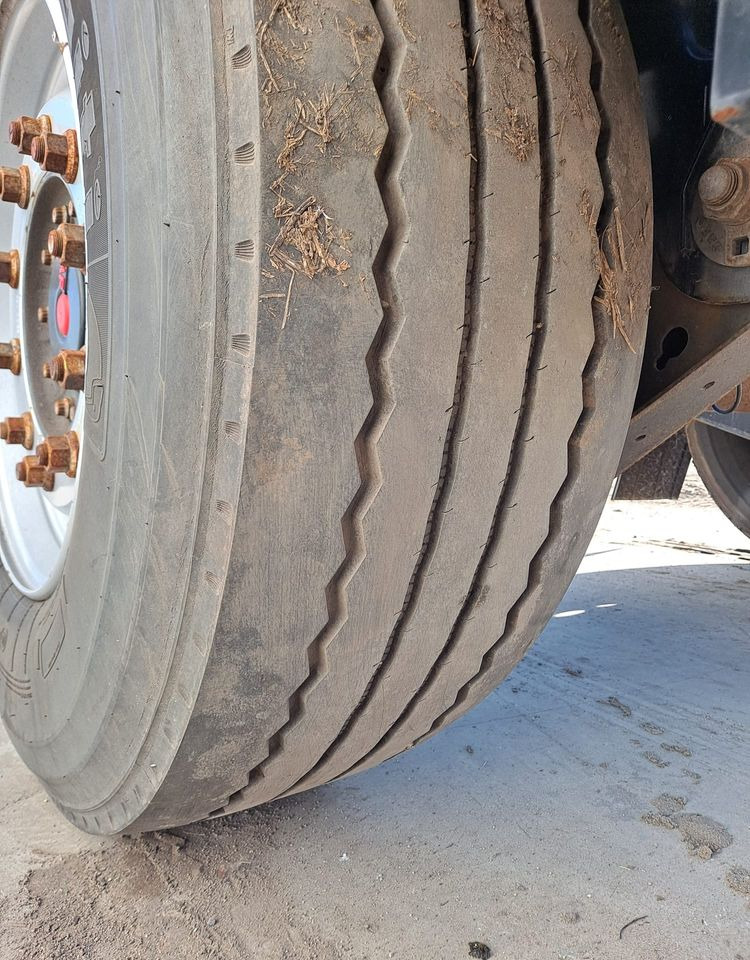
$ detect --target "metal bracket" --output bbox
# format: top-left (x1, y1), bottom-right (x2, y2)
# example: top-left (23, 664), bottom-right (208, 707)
top-left (616, 0), bottom-right (750, 485)
top-left (618, 319), bottom-right (750, 474)
top-left (696, 378), bottom-right (750, 439)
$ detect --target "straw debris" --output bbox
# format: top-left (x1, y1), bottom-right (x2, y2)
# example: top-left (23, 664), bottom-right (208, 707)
top-left (269, 196), bottom-right (351, 280)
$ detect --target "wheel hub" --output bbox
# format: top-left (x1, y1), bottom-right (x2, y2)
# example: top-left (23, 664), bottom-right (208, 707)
top-left (0, 1), bottom-right (87, 599)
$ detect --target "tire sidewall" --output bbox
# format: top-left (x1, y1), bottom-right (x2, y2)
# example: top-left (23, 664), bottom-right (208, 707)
top-left (688, 420), bottom-right (750, 538)
top-left (1, 0), bottom-right (254, 832)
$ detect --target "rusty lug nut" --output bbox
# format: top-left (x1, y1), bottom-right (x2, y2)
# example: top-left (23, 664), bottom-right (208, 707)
top-left (40, 248), bottom-right (52, 266)
top-left (16, 455), bottom-right (55, 491)
top-left (36, 431), bottom-right (79, 477)
top-left (51, 204), bottom-right (70, 224)
top-left (0, 340), bottom-right (21, 376)
top-left (38, 306), bottom-right (48, 324)
top-left (0, 165), bottom-right (30, 208)
top-left (0, 411), bottom-right (34, 449)
top-left (0, 250), bottom-right (20, 288)
top-left (8, 114), bottom-right (52, 155)
top-left (698, 157), bottom-right (750, 223)
top-left (48, 223), bottom-right (85, 270)
top-left (54, 397), bottom-right (76, 420)
top-left (42, 349), bottom-right (85, 390)
top-left (30, 129), bottom-right (79, 183)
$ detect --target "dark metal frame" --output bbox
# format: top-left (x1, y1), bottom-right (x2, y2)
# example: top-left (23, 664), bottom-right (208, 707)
top-left (617, 0), bottom-right (750, 491)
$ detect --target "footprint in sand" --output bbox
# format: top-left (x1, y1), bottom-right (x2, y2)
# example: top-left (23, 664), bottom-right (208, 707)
top-left (640, 721), bottom-right (665, 736)
top-left (726, 865), bottom-right (750, 902)
top-left (643, 752), bottom-right (669, 769)
top-left (597, 696), bottom-right (631, 718)
top-left (642, 794), bottom-right (733, 861)
top-left (661, 742), bottom-right (692, 758)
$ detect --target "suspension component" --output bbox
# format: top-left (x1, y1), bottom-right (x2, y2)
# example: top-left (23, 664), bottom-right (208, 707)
top-left (8, 114), bottom-right (51, 155)
top-left (0, 412), bottom-right (34, 449)
top-left (16, 455), bottom-right (55, 491)
top-left (30, 129), bottom-right (78, 183)
top-left (0, 165), bottom-right (30, 208)
top-left (698, 157), bottom-right (750, 223)
top-left (42, 349), bottom-right (85, 390)
top-left (36, 431), bottom-right (79, 477)
top-left (0, 340), bottom-right (21, 376)
top-left (48, 223), bottom-right (85, 270)
top-left (0, 250), bottom-right (20, 288)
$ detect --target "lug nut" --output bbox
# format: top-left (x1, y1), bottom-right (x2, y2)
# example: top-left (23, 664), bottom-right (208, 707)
top-left (54, 397), bottom-right (76, 420)
top-left (16, 455), bottom-right (55, 491)
top-left (30, 129), bottom-right (78, 183)
top-left (699, 157), bottom-right (750, 223)
top-left (0, 411), bottom-right (34, 449)
top-left (51, 204), bottom-right (70, 224)
top-left (36, 431), bottom-right (79, 477)
top-left (0, 165), bottom-right (30, 208)
top-left (0, 340), bottom-right (21, 376)
top-left (8, 114), bottom-right (52, 155)
top-left (40, 248), bottom-right (52, 266)
top-left (0, 250), bottom-right (20, 288)
top-left (42, 349), bottom-right (85, 390)
top-left (48, 223), bottom-right (85, 270)
top-left (38, 306), bottom-right (48, 324)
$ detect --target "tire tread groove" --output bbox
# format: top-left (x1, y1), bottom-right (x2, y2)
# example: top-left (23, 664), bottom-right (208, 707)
top-left (331, 0), bottom-right (562, 773)
top-left (212, 0), bottom-right (412, 816)
top-left (287, 0), bottom-right (488, 792)
top-left (412, 0), bottom-right (617, 743)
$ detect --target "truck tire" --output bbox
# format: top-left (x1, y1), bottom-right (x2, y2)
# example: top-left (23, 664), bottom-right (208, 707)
top-left (0, 0), bottom-right (651, 834)
top-left (687, 420), bottom-right (750, 538)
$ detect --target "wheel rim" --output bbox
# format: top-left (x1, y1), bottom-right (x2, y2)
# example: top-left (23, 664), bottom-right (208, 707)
top-left (687, 419), bottom-right (750, 538)
top-left (0, 0), bottom-right (86, 599)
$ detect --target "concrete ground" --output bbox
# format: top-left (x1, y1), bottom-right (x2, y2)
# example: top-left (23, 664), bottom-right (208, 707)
top-left (1, 470), bottom-right (748, 960)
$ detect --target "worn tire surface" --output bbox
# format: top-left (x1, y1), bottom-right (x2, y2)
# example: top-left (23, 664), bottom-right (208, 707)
top-left (0, 0), bottom-right (652, 834)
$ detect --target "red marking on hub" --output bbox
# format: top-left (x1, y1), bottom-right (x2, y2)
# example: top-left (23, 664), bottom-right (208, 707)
top-left (56, 294), bottom-right (70, 336)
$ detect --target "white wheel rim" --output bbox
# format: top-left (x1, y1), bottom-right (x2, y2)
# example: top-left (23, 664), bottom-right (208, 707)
top-left (0, 0), bottom-right (85, 599)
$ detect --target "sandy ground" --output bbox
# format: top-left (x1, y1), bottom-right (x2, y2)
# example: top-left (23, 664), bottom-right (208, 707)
top-left (1, 469), bottom-right (748, 960)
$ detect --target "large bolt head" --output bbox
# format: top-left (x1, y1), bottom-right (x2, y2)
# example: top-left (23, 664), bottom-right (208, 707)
top-left (0, 250), bottom-right (20, 288)
top-left (48, 223), bottom-right (85, 270)
top-left (36, 431), bottom-right (79, 477)
top-left (0, 340), bottom-right (22, 376)
top-left (698, 157), bottom-right (750, 223)
top-left (0, 412), bottom-right (34, 449)
top-left (699, 164), bottom-right (736, 207)
top-left (16, 455), bottom-right (55, 491)
top-left (30, 129), bottom-right (79, 183)
top-left (8, 114), bottom-right (52, 155)
top-left (41, 349), bottom-right (85, 390)
top-left (0, 165), bottom-right (30, 208)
